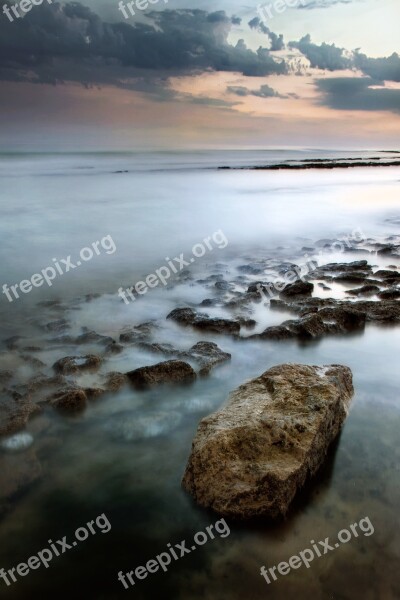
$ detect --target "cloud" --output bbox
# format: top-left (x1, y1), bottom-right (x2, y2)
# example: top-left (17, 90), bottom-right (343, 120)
top-left (316, 77), bottom-right (400, 113)
top-left (0, 4), bottom-right (287, 86)
top-left (354, 52), bottom-right (400, 83)
top-left (289, 34), bottom-right (351, 70)
top-left (290, 35), bottom-right (400, 82)
top-left (227, 84), bottom-right (287, 98)
top-left (248, 17), bottom-right (284, 52)
top-left (299, 0), bottom-right (356, 8)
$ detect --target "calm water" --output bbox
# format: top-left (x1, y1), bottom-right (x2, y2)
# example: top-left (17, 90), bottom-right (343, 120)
top-left (0, 152), bottom-right (399, 599)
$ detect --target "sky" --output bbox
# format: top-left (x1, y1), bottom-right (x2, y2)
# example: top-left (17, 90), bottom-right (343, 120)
top-left (0, 0), bottom-right (399, 150)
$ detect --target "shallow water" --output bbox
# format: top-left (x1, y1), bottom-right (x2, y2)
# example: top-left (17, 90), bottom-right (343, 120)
top-left (0, 152), bottom-right (399, 599)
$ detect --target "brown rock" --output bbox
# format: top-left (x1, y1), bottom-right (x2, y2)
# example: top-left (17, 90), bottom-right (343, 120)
top-left (50, 389), bottom-right (88, 413)
top-left (127, 360), bottom-right (196, 389)
top-left (182, 363), bottom-right (354, 519)
top-left (0, 395), bottom-right (41, 437)
top-left (53, 354), bottom-right (102, 374)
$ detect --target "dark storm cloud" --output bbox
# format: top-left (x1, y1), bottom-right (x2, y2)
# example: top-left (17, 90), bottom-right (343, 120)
top-left (227, 84), bottom-right (287, 98)
top-left (289, 34), bottom-right (351, 70)
top-left (289, 35), bottom-right (400, 83)
top-left (354, 52), bottom-right (400, 83)
top-left (0, 3), bottom-right (287, 85)
top-left (248, 17), bottom-right (284, 52)
top-left (316, 77), bottom-right (400, 113)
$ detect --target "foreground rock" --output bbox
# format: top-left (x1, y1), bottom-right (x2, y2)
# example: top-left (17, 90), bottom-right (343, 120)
top-left (182, 363), bottom-right (354, 519)
top-left (127, 360), bottom-right (196, 389)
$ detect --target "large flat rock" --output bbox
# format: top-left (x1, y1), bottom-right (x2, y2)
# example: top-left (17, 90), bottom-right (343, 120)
top-left (182, 363), bottom-right (354, 519)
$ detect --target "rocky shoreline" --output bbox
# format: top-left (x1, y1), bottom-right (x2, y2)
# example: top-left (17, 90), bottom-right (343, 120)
top-left (0, 231), bottom-right (399, 518)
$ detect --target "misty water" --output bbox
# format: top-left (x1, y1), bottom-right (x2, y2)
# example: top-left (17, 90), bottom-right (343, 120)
top-left (0, 152), bottom-right (399, 599)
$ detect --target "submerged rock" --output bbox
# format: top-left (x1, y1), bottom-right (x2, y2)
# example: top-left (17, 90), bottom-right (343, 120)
top-left (53, 354), bottom-right (102, 374)
top-left (0, 395), bottom-right (41, 437)
top-left (127, 360), bottom-right (196, 389)
top-left (104, 372), bottom-right (128, 391)
top-left (182, 363), bottom-right (354, 519)
top-left (255, 306), bottom-right (366, 341)
top-left (49, 389), bottom-right (88, 413)
top-left (181, 342), bottom-right (231, 376)
top-left (167, 307), bottom-right (241, 336)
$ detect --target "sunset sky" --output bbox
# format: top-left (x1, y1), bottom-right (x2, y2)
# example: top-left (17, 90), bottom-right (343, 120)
top-left (0, 0), bottom-right (399, 150)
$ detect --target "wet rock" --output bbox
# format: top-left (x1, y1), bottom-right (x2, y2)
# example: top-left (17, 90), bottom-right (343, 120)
top-left (316, 260), bottom-right (370, 273)
top-left (0, 395), bottom-right (41, 437)
top-left (333, 272), bottom-right (371, 284)
top-left (256, 326), bottom-right (296, 341)
top-left (255, 306), bottom-right (366, 341)
top-left (42, 319), bottom-right (70, 333)
top-left (347, 285), bottom-right (380, 296)
top-left (127, 360), bottom-right (196, 389)
top-left (237, 317), bottom-right (257, 329)
top-left (378, 288), bottom-right (400, 300)
top-left (53, 354), bottom-right (102, 374)
top-left (166, 308), bottom-right (198, 326)
top-left (138, 342), bottom-right (179, 356)
top-left (192, 317), bottom-right (241, 336)
top-left (182, 363), bottom-right (354, 519)
top-left (215, 281), bottom-right (230, 291)
top-left (377, 244), bottom-right (400, 256)
top-left (317, 307), bottom-right (366, 331)
top-left (14, 374), bottom-right (66, 396)
top-left (281, 314), bottom-right (327, 339)
top-left (199, 298), bottom-right (219, 307)
top-left (280, 281), bottom-right (314, 299)
top-left (374, 270), bottom-right (400, 281)
top-left (167, 308), bottom-right (241, 336)
top-left (119, 322), bottom-right (157, 343)
top-left (75, 330), bottom-right (114, 345)
top-left (84, 387), bottom-right (106, 400)
top-left (49, 389), bottom-right (88, 413)
top-left (20, 354), bottom-right (46, 368)
top-left (105, 341), bottom-right (124, 355)
top-left (104, 372), bottom-right (128, 391)
top-left (181, 342), bottom-right (231, 376)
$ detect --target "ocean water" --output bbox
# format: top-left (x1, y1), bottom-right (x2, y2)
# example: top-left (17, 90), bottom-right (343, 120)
top-left (0, 151), bottom-right (399, 599)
